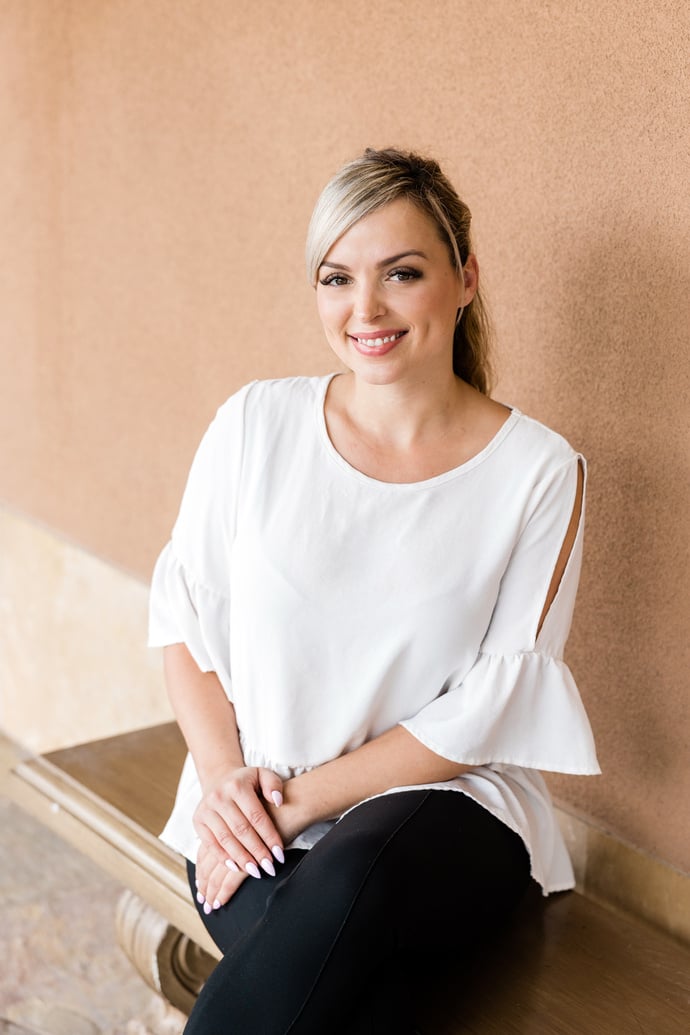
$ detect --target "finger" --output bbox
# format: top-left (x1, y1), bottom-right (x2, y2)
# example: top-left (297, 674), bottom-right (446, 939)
top-left (202, 861), bottom-right (224, 913)
top-left (204, 862), bottom-right (247, 913)
top-left (209, 789), bottom-right (284, 872)
top-left (196, 804), bottom-right (277, 879)
top-left (195, 842), bottom-right (227, 903)
top-left (258, 767), bottom-right (284, 809)
top-left (230, 784), bottom-right (285, 863)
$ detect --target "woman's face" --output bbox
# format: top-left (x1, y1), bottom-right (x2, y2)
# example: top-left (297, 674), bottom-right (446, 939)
top-left (316, 197), bottom-right (477, 387)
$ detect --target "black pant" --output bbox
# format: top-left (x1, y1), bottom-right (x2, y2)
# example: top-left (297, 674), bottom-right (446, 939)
top-left (185, 790), bottom-right (531, 1034)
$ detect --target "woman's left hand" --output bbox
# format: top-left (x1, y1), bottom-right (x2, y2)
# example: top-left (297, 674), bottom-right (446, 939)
top-left (195, 840), bottom-right (248, 913)
top-left (195, 783), bottom-right (311, 912)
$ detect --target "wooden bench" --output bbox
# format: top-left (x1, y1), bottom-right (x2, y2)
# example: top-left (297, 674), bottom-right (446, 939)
top-left (9, 724), bottom-right (690, 1032)
top-left (8, 723), bottom-right (219, 1018)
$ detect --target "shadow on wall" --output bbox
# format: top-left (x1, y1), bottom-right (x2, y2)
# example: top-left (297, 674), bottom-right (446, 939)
top-left (546, 217), bottom-right (690, 849)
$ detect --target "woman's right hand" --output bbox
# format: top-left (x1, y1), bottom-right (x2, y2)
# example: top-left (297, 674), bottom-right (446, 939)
top-left (193, 766), bottom-right (286, 880)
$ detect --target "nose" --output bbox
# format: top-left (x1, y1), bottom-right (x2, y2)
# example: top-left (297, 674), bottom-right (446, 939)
top-left (353, 279), bottom-right (385, 322)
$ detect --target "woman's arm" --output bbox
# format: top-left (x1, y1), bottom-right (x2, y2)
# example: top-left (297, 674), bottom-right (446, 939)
top-left (274, 727), bottom-right (471, 836)
top-left (164, 644), bottom-right (286, 879)
top-left (166, 643), bottom-right (465, 852)
top-left (196, 723), bottom-right (472, 912)
top-left (165, 641), bottom-right (473, 909)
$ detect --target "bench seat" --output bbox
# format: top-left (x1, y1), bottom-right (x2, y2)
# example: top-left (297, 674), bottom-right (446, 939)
top-left (9, 724), bottom-right (690, 1032)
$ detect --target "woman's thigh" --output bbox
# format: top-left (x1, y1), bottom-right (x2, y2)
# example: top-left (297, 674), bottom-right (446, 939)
top-left (187, 848), bottom-right (308, 956)
top-left (185, 790), bottom-right (531, 1034)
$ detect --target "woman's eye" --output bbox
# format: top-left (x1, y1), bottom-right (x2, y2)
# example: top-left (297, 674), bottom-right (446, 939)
top-left (388, 267), bottom-right (422, 282)
top-left (319, 273), bottom-right (350, 287)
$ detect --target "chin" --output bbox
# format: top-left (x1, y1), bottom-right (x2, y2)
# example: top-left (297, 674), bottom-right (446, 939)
top-left (346, 360), bottom-right (405, 387)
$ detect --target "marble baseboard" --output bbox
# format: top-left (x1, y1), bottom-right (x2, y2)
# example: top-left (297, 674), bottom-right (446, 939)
top-left (0, 506), bottom-right (173, 753)
top-left (556, 803), bottom-right (690, 946)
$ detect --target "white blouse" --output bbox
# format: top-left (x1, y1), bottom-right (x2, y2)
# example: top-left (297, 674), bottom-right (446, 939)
top-left (149, 375), bottom-right (600, 893)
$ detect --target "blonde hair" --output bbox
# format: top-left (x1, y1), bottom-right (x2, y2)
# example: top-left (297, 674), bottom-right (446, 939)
top-left (306, 148), bottom-right (494, 395)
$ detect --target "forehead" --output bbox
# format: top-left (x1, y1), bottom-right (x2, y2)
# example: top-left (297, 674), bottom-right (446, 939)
top-left (324, 197), bottom-right (449, 263)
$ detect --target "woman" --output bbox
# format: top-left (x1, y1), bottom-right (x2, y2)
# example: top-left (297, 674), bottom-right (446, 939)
top-left (149, 148), bottom-right (599, 1033)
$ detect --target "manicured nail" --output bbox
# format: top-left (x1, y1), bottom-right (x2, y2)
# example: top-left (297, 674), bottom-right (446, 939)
top-left (225, 858), bottom-right (240, 872)
top-left (271, 790), bottom-right (283, 807)
top-left (196, 891), bottom-right (205, 904)
top-left (213, 899), bottom-right (221, 910)
top-left (260, 857), bottom-right (276, 877)
top-left (203, 902), bottom-right (212, 915)
top-left (272, 845), bottom-right (285, 864)
top-left (245, 862), bottom-right (262, 879)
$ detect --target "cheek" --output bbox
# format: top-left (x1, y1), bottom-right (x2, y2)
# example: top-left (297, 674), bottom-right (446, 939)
top-left (411, 285), bottom-right (454, 324)
top-left (428, 282), bottom-right (462, 319)
top-left (317, 294), bottom-right (347, 330)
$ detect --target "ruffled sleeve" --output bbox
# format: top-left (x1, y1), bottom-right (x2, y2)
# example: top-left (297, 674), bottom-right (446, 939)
top-left (400, 454), bottom-right (600, 775)
top-left (147, 382), bottom-right (254, 700)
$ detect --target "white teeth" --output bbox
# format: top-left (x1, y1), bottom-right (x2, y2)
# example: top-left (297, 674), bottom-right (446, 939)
top-left (355, 333), bottom-right (402, 346)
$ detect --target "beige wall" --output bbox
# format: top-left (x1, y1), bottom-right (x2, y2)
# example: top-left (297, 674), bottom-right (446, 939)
top-left (1, 2), bottom-right (688, 873)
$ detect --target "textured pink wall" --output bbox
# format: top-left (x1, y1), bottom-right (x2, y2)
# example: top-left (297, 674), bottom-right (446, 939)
top-left (1, 1), bottom-right (688, 872)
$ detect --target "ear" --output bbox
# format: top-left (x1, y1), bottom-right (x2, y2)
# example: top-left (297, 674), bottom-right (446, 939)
top-left (461, 254), bottom-right (479, 306)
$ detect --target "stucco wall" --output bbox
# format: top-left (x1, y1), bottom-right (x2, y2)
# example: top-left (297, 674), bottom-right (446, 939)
top-left (1, 2), bottom-right (688, 872)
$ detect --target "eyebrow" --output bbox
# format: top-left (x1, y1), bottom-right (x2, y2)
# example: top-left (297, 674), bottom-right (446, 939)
top-left (320, 250), bottom-right (428, 271)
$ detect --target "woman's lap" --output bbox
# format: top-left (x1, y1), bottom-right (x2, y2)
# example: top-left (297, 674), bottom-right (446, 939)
top-left (185, 789), bottom-right (531, 1034)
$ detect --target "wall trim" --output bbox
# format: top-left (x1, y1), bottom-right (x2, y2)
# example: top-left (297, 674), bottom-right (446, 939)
top-left (556, 803), bottom-right (690, 946)
top-left (0, 505), bottom-right (173, 753)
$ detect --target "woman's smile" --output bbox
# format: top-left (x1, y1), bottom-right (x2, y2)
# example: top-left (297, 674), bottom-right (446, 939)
top-left (349, 329), bottom-right (408, 356)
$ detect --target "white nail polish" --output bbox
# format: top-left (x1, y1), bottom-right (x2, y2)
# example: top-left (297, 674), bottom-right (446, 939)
top-left (260, 857), bottom-right (276, 877)
top-left (272, 790), bottom-right (283, 807)
top-left (225, 858), bottom-right (240, 872)
top-left (213, 899), bottom-right (221, 910)
top-left (245, 861), bottom-right (261, 879)
top-left (272, 845), bottom-right (285, 864)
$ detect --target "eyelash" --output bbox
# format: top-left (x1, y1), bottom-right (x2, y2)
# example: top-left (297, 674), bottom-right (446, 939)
top-left (318, 267), bottom-right (422, 287)
top-left (319, 273), bottom-right (349, 287)
top-left (389, 267), bottom-right (422, 282)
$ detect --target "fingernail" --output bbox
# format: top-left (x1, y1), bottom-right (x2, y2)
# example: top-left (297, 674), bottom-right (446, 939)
top-left (260, 857), bottom-right (276, 877)
top-left (245, 862), bottom-right (262, 879)
top-left (196, 891), bottom-right (205, 904)
top-left (271, 790), bottom-right (283, 807)
top-left (272, 845), bottom-right (285, 864)
top-left (225, 858), bottom-right (240, 872)
top-left (213, 899), bottom-right (221, 910)
top-left (203, 902), bottom-right (212, 915)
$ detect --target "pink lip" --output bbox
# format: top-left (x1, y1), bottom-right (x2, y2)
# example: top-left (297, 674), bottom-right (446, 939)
top-left (348, 330), bottom-right (407, 358)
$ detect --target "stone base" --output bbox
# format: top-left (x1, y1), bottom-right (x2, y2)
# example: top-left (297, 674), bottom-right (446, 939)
top-left (116, 890), bottom-right (216, 1018)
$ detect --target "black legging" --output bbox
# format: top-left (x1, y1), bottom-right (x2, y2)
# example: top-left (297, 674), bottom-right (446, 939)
top-left (185, 789), bottom-right (531, 1034)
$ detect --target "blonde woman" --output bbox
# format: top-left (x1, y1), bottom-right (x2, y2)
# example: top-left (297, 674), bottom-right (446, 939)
top-left (149, 148), bottom-right (599, 1033)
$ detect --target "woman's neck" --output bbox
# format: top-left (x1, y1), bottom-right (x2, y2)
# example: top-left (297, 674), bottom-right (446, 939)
top-left (323, 370), bottom-right (510, 484)
top-left (338, 371), bottom-right (472, 451)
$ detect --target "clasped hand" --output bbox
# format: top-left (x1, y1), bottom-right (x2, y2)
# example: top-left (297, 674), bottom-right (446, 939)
top-left (193, 765), bottom-right (301, 914)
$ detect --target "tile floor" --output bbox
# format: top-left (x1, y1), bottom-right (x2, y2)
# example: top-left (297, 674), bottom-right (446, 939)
top-left (0, 738), bottom-right (185, 1035)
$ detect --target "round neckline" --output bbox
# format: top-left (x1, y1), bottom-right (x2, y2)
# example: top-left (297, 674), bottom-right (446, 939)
top-left (314, 373), bottom-right (521, 489)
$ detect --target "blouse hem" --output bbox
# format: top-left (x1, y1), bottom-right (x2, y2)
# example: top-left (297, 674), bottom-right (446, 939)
top-left (398, 721), bottom-right (601, 776)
